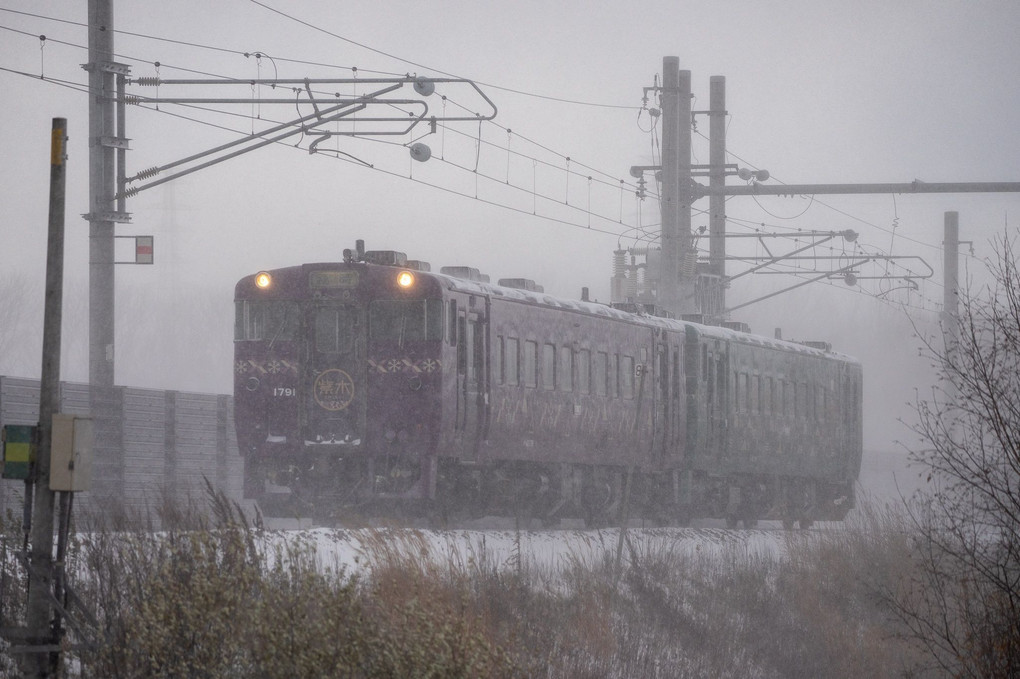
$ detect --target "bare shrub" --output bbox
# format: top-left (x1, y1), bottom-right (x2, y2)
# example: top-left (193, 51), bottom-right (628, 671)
top-left (897, 231), bottom-right (1020, 677)
top-left (2, 486), bottom-right (935, 677)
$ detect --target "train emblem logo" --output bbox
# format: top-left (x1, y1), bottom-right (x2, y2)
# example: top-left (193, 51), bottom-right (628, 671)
top-left (313, 369), bottom-right (355, 411)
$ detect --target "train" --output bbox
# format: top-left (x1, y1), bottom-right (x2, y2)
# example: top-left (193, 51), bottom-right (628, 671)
top-left (233, 241), bottom-right (863, 527)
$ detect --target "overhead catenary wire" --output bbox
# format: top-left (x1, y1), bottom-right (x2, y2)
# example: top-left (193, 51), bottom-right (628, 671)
top-left (1, 3), bottom-right (983, 312)
top-left (0, 8), bottom-right (645, 216)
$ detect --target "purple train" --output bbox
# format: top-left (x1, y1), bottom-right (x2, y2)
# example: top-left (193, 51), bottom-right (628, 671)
top-left (234, 242), bottom-right (862, 527)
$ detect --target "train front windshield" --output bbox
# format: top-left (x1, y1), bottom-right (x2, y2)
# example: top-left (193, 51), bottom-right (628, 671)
top-left (235, 300), bottom-right (300, 342)
top-left (369, 299), bottom-right (444, 344)
top-left (313, 306), bottom-right (358, 353)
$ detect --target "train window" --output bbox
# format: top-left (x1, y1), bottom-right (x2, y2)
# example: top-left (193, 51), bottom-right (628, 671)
top-left (457, 318), bottom-right (468, 374)
top-left (797, 383), bottom-right (808, 420)
top-left (448, 300), bottom-right (457, 346)
top-left (235, 300), bottom-right (299, 342)
top-left (542, 344), bottom-right (555, 390)
top-left (559, 346), bottom-right (573, 392)
top-left (370, 300), bottom-right (443, 344)
top-left (495, 336), bottom-right (504, 385)
top-left (716, 360), bottom-right (726, 412)
top-left (736, 373), bottom-right (746, 414)
top-left (702, 346), bottom-right (709, 382)
top-left (578, 349), bottom-right (591, 394)
top-left (608, 353), bottom-right (617, 398)
top-left (671, 348), bottom-right (681, 400)
top-left (763, 376), bottom-right (773, 414)
top-left (313, 305), bottom-right (357, 354)
top-left (506, 338), bottom-right (519, 386)
top-left (620, 355), bottom-right (634, 399)
top-left (595, 351), bottom-right (608, 396)
top-left (707, 355), bottom-right (716, 406)
top-left (465, 320), bottom-right (476, 380)
top-left (524, 340), bottom-right (538, 388)
top-left (751, 375), bottom-right (759, 414)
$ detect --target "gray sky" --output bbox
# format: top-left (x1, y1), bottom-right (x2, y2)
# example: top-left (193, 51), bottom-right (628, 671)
top-left (1, 0), bottom-right (1018, 451)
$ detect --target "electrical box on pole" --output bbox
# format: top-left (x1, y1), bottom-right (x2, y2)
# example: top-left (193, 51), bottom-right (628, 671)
top-left (49, 414), bottom-right (94, 492)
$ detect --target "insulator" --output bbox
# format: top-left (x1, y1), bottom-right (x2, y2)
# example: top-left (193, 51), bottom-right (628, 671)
top-left (124, 95), bottom-right (143, 105)
top-left (135, 77), bottom-right (160, 87)
top-left (134, 166), bottom-right (160, 180)
top-left (612, 249), bottom-right (626, 277)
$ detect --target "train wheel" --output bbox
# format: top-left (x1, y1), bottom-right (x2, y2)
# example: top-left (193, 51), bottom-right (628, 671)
top-left (782, 517), bottom-right (795, 531)
top-left (725, 515), bottom-right (738, 529)
top-left (798, 517), bottom-right (814, 530)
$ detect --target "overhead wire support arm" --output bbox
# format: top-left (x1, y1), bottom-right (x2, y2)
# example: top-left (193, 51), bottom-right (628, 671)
top-left (117, 99), bottom-right (373, 198)
top-left (116, 75), bottom-right (499, 199)
top-left (725, 259), bottom-right (874, 313)
top-left (724, 231), bottom-right (844, 283)
top-left (127, 75), bottom-right (498, 122)
top-left (695, 180), bottom-right (1020, 198)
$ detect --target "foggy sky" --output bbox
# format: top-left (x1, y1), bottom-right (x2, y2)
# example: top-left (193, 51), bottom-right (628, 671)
top-left (1, 0), bottom-right (1018, 455)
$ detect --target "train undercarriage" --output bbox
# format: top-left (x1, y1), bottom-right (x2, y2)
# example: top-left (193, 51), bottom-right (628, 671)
top-left (245, 446), bottom-right (853, 529)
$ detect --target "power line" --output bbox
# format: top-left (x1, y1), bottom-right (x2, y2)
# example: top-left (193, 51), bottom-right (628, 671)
top-left (0, 8), bottom-right (641, 211)
top-left (245, 0), bottom-right (639, 111)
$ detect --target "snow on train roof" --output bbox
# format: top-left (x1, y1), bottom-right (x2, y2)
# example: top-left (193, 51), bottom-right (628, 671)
top-left (263, 262), bottom-right (855, 363)
top-left (432, 269), bottom-right (859, 363)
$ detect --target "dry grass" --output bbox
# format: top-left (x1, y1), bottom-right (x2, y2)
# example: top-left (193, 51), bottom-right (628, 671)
top-left (0, 488), bottom-right (930, 678)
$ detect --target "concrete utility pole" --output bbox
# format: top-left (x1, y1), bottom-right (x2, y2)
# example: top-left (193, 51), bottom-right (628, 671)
top-left (86, 0), bottom-right (126, 504)
top-left (708, 76), bottom-right (726, 280)
top-left (658, 57), bottom-right (695, 316)
top-left (658, 56), bottom-right (681, 314)
top-left (23, 117), bottom-right (68, 679)
top-left (644, 59), bottom-right (1020, 320)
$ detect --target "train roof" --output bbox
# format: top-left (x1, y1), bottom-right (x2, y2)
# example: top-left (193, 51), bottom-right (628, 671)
top-left (429, 268), bottom-right (859, 364)
top-left (240, 261), bottom-right (858, 364)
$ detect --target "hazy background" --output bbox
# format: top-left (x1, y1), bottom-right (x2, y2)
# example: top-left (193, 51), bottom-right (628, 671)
top-left (2, 1), bottom-right (1018, 490)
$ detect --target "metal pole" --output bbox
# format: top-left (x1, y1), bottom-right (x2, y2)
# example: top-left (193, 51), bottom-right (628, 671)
top-left (25, 116), bottom-right (68, 679)
top-left (943, 211), bottom-right (959, 407)
top-left (698, 181), bottom-right (1020, 197)
top-left (708, 75), bottom-right (726, 317)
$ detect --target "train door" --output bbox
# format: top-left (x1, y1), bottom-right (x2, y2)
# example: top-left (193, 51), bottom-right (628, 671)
top-left (671, 341), bottom-right (684, 459)
top-left (654, 335), bottom-right (670, 463)
top-left (704, 341), bottom-right (728, 457)
top-left (455, 297), bottom-right (488, 458)
top-left (304, 302), bottom-right (364, 444)
top-left (655, 336), bottom-right (684, 462)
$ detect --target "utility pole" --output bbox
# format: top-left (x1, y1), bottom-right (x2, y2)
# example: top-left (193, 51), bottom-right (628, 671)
top-left (659, 56), bottom-right (681, 315)
top-left (658, 57), bottom-right (695, 316)
top-left (942, 211), bottom-right (959, 408)
top-left (22, 117), bottom-right (68, 679)
top-left (707, 75), bottom-right (726, 318)
top-left (86, 0), bottom-right (127, 505)
top-left (637, 58), bottom-right (1020, 320)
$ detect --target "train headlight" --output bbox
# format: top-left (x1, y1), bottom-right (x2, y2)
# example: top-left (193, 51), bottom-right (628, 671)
top-left (396, 270), bottom-right (415, 288)
top-left (255, 272), bottom-right (272, 289)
